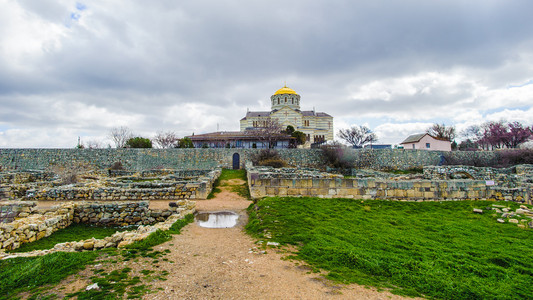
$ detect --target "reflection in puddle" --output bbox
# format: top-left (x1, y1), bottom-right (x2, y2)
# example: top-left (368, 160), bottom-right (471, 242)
top-left (196, 211), bottom-right (239, 228)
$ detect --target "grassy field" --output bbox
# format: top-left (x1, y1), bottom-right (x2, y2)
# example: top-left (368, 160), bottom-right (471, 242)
top-left (246, 197), bottom-right (533, 299)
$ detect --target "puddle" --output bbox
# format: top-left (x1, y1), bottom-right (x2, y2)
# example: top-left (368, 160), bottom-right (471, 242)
top-left (195, 211), bottom-right (239, 228)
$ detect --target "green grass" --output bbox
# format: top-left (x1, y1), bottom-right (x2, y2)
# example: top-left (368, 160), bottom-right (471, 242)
top-left (218, 169), bottom-right (247, 181)
top-left (384, 167), bottom-right (424, 174)
top-left (66, 267), bottom-right (146, 299)
top-left (168, 213), bottom-right (194, 234)
top-left (11, 223), bottom-right (135, 253)
top-left (122, 214), bottom-right (194, 260)
top-left (246, 197), bottom-right (533, 299)
top-left (0, 251), bottom-right (99, 299)
top-left (207, 169), bottom-right (249, 199)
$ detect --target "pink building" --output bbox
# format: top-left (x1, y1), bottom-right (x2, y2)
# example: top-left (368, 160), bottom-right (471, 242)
top-left (400, 133), bottom-right (452, 151)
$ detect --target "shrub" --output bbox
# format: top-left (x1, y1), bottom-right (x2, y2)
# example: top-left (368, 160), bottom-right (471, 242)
top-left (258, 158), bottom-right (287, 168)
top-left (125, 137), bottom-right (152, 148)
top-left (497, 149), bottom-right (533, 167)
top-left (251, 149), bottom-right (287, 168)
top-left (110, 161), bottom-right (124, 170)
top-left (442, 149), bottom-right (533, 168)
top-left (177, 137), bottom-right (194, 148)
top-left (320, 143), bottom-right (354, 171)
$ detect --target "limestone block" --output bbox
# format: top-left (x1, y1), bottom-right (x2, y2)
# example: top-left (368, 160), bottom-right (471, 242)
top-left (74, 242), bottom-right (85, 251)
top-left (36, 231), bottom-right (47, 240)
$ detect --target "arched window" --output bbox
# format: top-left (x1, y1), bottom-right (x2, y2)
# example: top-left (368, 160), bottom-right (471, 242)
top-left (277, 98), bottom-right (280, 105)
top-left (285, 97), bottom-right (287, 103)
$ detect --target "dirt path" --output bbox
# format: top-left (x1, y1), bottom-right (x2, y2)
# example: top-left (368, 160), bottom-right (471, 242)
top-left (142, 179), bottom-right (407, 300)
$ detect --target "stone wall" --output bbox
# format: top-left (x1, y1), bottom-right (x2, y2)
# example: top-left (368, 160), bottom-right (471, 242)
top-left (0, 149), bottom-right (322, 171)
top-left (0, 148), bottom-right (494, 172)
top-left (0, 203), bottom-right (73, 250)
top-left (0, 201), bottom-right (36, 223)
top-left (73, 201), bottom-right (186, 227)
top-left (0, 200), bottom-right (195, 251)
top-left (1, 168), bottom-right (221, 202)
top-left (247, 166), bottom-right (533, 204)
top-left (24, 183), bottom-right (201, 202)
top-left (423, 165), bottom-right (533, 186)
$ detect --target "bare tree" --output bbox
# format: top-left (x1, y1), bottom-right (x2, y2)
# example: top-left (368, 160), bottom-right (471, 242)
top-left (108, 126), bottom-right (133, 148)
top-left (249, 117), bottom-right (286, 148)
top-left (153, 130), bottom-right (179, 148)
top-left (427, 123), bottom-right (456, 141)
top-left (85, 140), bottom-right (103, 149)
top-left (337, 125), bottom-right (378, 148)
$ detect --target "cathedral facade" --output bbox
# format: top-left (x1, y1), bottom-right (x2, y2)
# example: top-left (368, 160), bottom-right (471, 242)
top-left (240, 86), bottom-right (333, 146)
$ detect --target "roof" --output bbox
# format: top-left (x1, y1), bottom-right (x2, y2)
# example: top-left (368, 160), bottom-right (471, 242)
top-left (187, 131), bottom-right (292, 141)
top-left (301, 111), bottom-right (332, 117)
top-left (246, 111), bottom-right (271, 118)
top-left (400, 133), bottom-right (428, 144)
top-left (273, 85), bottom-right (297, 95)
top-left (400, 133), bottom-right (450, 144)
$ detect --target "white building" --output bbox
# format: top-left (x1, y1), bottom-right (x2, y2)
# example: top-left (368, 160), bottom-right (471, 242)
top-left (240, 86), bottom-right (333, 146)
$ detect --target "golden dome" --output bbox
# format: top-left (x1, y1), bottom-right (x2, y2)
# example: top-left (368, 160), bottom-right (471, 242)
top-left (274, 85), bottom-right (297, 95)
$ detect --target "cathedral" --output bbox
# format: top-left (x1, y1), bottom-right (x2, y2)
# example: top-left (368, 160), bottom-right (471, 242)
top-left (240, 86), bottom-right (333, 146)
top-left (188, 86), bottom-right (333, 148)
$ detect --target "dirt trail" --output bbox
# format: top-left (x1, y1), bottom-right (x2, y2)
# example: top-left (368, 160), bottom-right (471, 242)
top-left (143, 179), bottom-right (407, 300)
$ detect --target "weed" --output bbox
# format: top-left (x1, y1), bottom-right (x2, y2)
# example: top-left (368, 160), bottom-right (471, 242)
top-left (168, 213), bottom-right (194, 234)
top-left (67, 267), bottom-right (145, 299)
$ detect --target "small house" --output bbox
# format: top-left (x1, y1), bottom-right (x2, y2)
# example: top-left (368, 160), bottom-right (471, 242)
top-left (400, 133), bottom-right (451, 151)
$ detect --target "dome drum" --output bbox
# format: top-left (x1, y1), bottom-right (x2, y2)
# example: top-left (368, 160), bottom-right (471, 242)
top-left (271, 86), bottom-right (300, 110)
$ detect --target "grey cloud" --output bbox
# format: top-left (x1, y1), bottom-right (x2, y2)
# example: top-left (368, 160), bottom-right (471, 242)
top-left (2, 1), bottom-right (533, 147)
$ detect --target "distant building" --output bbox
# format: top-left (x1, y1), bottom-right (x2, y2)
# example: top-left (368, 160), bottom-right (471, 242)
top-left (400, 133), bottom-right (451, 151)
top-left (189, 86), bottom-right (334, 149)
top-left (187, 131), bottom-right (292, 149)
top-left (363, 144), bottom-right (392, 149)
top-left (240, 85), bottom-right (333, 147)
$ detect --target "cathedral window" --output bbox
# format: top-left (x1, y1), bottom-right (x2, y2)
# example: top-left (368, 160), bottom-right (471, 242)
top-left (285, 97), bottom-right (287, 103)
top-left (277, 98), bottom-right (280, 105)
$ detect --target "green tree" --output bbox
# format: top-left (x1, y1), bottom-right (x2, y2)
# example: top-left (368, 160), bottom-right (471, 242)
top-left (178, 137), bottom-right (194, 148)
top-left (125, 137), bottom-right (152, 148)
top-left (284, 125), bottom-right (295, 135)
top-left (291, 131), bottom-right (306, 145)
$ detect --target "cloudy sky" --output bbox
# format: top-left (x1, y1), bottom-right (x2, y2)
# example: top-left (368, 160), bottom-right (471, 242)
top-left (1, 0), bottom-right (532, 148)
